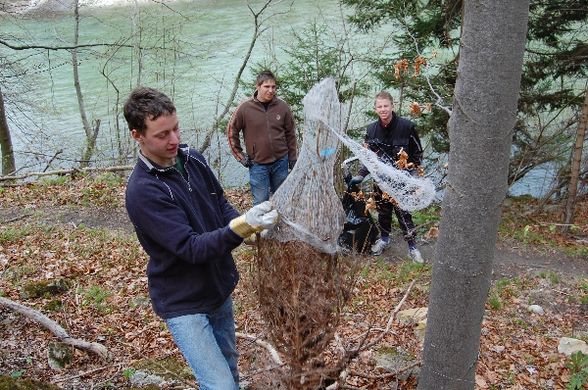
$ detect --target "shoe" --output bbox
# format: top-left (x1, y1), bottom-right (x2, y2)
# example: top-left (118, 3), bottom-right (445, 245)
top-left (370, 238), bottom-right (390, 256)
top-left (408, 247), bottom-right (424, 263)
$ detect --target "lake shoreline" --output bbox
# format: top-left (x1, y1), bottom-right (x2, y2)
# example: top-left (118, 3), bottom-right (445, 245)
top-left (1, 0), bottom-right (162, 15)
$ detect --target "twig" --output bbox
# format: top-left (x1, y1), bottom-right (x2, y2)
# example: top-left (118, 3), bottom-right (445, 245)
top-left (327, 280), bottom-right (417, 389)
top-left (2, 213), bottom-right (33, 223)
top-left (405, 27), bottom-right (452, 115)
top-left (241, 362), bottom-right (286, 380)
top-left (364, 279), bottom-right (416, 350)
top-left (536, 222), bottom-right (583, 228)
top-left (348, 361), bottom-right (421, 379)
top-left (345, 280), bottom-right (416, 355)
top-left (52, 363), bottom-right (122, 383)
top-left (236, 331), bottom-right (284, 365)
top-left (552, 289), bottom-right (572, 296)
top-left (43, 150), bottom-right (63, 172)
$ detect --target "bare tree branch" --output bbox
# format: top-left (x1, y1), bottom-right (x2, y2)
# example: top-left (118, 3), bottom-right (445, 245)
top-left (0, 39), bottom-right (139, 51)
top-left (404, 27), bottom-right (452, 116)
top-left (197, 0), bottom-right (294, 154)
top-left (0, 38), bottom-right (188, 54)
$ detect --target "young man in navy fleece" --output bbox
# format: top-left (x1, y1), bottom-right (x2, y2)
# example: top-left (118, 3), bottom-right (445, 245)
top-left (124, 86), bottom-right (278, 389)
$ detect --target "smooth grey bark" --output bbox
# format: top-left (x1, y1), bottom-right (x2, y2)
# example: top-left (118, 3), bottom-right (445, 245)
top-left (418, 1), bottom-right (530, 389)
top-left (0, 86), bottom-right (16, 175)
top-left (562, 87), bottom-right (587, 230)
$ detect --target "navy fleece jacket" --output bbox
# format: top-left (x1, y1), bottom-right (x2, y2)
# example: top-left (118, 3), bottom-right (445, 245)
top-left (125, 145), bottom-right (243, 319)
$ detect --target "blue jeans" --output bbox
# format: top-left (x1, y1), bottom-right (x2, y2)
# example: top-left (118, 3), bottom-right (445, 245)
top-left (165, 297), bottom-right (239, 389)
top-left (249, 155), bottom-right (289, 205)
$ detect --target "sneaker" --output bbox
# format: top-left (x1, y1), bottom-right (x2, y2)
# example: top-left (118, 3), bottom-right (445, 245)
top-left (408, 247), bottom-right (424, 263)
top-left (370, 238), bottom-right (390, 256)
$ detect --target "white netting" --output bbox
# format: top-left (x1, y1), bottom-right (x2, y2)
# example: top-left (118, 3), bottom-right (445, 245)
top-left (328, 129), bottom-right (436, 212)
top-left (270, 78), bottom-right (346, 254)
top-left (270, 78), bottom-right (436, 253)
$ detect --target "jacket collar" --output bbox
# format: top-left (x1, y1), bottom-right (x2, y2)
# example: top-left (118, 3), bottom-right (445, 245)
top-left (138, 144), bottom-right (190, 173)
top-left (380, 112), bottom-right (398, 130)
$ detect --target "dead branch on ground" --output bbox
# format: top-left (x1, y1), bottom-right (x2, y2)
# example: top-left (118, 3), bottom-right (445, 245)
top-left (326, 280), bottom-right (417, 389)
top-left (0, 165), bottom-right (133, 183)
top-left (0, 296), bottom-right (108, 359)
top-left (236, 331), bottom-right (284, 366)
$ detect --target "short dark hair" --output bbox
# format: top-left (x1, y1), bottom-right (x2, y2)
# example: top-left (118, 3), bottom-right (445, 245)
top-left (123, 87), bottom-right (176, 134)
top-left (256, 70), bottom-right (276, 86)
top-left (374, 91), bottom-right (394, 105)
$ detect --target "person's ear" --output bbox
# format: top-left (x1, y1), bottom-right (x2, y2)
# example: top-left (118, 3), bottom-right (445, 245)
top-left (131, 129), bottom-right (143, 142)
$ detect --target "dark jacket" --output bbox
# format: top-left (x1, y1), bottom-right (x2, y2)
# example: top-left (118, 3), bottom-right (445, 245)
top-left (125, 145), bottom-right (243, 319)
top-left (227, 92), bottom-right (297, 164)
top-left (358, 113), bottom-right (423, 177)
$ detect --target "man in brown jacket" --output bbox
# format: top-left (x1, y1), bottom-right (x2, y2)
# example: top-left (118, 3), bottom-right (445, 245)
top-left (228, 70), bottom-right (298, 205)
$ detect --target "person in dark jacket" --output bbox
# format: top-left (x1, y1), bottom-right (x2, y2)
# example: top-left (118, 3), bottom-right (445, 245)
top-left (228, 70), bottom-right (298, 205)
top-left (350, 91), bottom-right (424, 262)
top-left (124, 86), bottom-right (278, 389)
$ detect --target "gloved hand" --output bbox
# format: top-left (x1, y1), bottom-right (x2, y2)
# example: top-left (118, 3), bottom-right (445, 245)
top-left (349, 175), bottom-right (364, 186)
top-left (229, 201), bottom-right (279, 238)
top-left (288, 159), bottom-right (296, 170)
top-left (243, 229), bottom-right (270, 245)
top-left (239, 155), bottom-right (253, 168)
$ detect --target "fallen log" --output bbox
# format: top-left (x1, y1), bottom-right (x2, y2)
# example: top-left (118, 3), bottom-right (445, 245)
top-left (0, 165), bottom-right (133, 182)
top-left (0, 296), bottom-right (108, 359)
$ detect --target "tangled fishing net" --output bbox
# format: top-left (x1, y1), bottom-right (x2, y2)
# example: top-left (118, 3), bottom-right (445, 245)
top-left (256, 78), bottom-right (435, 387)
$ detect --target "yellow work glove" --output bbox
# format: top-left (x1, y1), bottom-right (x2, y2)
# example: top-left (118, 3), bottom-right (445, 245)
top-left (229, 201), bottom-right (279, 238)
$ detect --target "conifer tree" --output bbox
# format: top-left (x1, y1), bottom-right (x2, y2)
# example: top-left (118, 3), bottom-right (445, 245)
top-left (342, 0), bottom-right (587, 190)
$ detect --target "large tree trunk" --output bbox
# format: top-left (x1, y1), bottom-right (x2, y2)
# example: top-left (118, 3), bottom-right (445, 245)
top-left (0, 86), bottom-right (16, 175)
top-left (418, 1), bottom-right (530, 389)
top-left (562, 88), bottom-right (588, 230)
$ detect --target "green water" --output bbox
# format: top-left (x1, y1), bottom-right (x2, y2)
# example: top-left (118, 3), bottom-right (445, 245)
top-left (1, 0), bottom-right (389, 184)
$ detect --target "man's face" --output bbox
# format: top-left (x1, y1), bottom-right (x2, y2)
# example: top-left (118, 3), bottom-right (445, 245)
top-left (256, 79), bottom-right (277, 103)
top-left (374, 97), bottom-right (394, 124)
top-left (131, 113), bottom-right (180, 167)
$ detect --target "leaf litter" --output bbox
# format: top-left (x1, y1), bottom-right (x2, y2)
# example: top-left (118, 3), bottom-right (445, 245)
top-left (0, 175), bottom-right (586, 389)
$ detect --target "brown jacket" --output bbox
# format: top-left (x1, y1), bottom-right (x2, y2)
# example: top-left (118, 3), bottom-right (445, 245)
top-left (228, 94), bottom-right (297, 164)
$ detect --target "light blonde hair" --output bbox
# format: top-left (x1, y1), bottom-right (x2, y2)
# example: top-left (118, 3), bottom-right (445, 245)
top-left (374, 91), bottom-right (394, 106)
